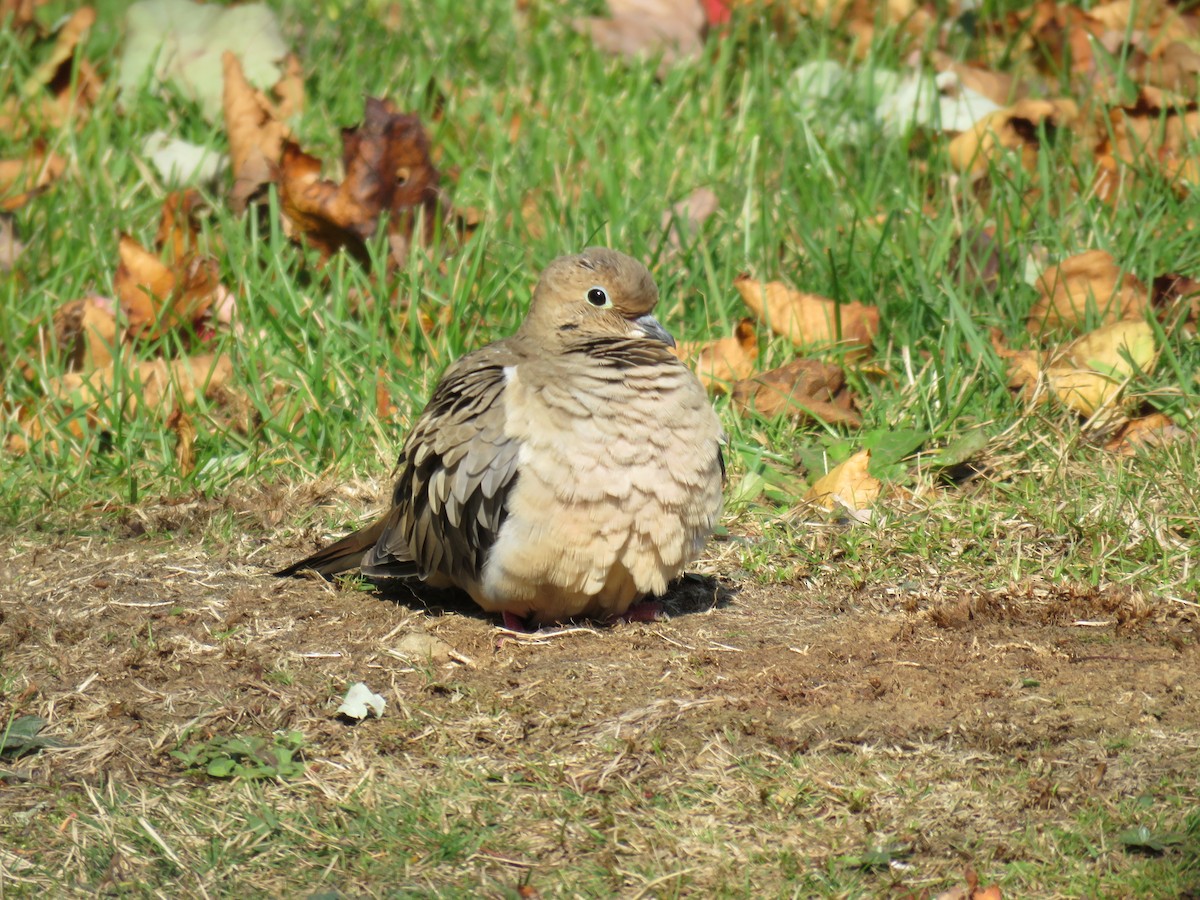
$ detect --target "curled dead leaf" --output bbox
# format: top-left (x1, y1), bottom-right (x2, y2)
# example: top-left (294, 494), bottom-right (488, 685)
top-left (167, 405), bottom-right (197, 476)
top-left (576, 0), bottom-right (706, 69)
top-left (731, 358), bottom-right (861, 426)
top-left (222, 51), bottom-right (299, 214)
top-left (735, 276), bottom-right (878, 356)
top-left (947, 98), bottom-right (1079, 179)
top-left (1029, 250), bottom-right (1148, 336)
top-left (50, 294), bottom-right (118, 372)
top-left (278, 98), bottom-right (448, 268)
top-left (0, 6), bottom-right (102, 135)
top-left (1104, 412), bottom-right (1188, 455)
top-left (11, 353), bottom-right (236, 455)
top-left (803, 449), bottom-right (879, 512)
top-left (672, 318), bottom-right (757, 393)
top-left (0, 140), bottom-right (67, 211)
top-left (1008, 320), bottom-right (1157, 418)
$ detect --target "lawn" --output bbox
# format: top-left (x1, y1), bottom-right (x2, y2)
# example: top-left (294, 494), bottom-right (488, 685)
top-left (1, 0), bottom-right (1199, 896)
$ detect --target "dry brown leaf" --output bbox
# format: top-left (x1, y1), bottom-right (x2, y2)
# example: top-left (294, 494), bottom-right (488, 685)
top-left (10, 353), bottom-right (235, 454)
top-left (731, 357), bottom-right (861, 426)
top-left (672, 318), bottom-right (757, 393)
top-left (114, 234), bottom-right (177, 337)
top-left (0, 6), bottom-right (101, 134)
top-left (576, 0), bottom-right (706, 68)
top-left (661, 186), bottom-right (718, 251)
top-left (222, 51), bottom-right (297, 214)
top-left (1008, 320), bottom-right (1156, 418)
top-left (167, 405), bottom-right (197, 476)
top-left (0, 213), bottom-right (25, 270)
top-left (1, 0), bottom-right (46, 30)
top-left (0, 139), bottom-right (67, 211)
top-left (155, 189), bottom-right (205, 264)
top-left (113, 229), bottom-right (231, 342)
top-left (804, 449), bottom-right (879, 511)
top-left (735, 276), bottom-right (878, 355)
top-left (930, 53), bottom-right (1021, 107)
top-left (1029, 250), bottom-right (1149, 336)
top-left (279, 98), bottom-right (447, 268)
top-left (52, 353), bottom-right (233, 418)
top-left (1104, 412), bottom-right (1187, 454)
top-left (1063, 319), bottom-right (1158, 378)
top-left (1098, 90), bottom-right (1200, 200)
top-left (947, 98), bottom-right (1079, 179)
top-left (375, 365), bottom-right (398, 421)
top-left (49, 294), bottom-right (118, 372)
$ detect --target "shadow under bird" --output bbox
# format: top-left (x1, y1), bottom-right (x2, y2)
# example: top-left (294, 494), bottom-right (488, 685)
top-left (276, 247), bottom-right (725, 628)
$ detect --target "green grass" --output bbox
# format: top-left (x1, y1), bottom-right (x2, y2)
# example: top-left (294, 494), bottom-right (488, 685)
top-left (3, 0), bottom-right (1200, 896)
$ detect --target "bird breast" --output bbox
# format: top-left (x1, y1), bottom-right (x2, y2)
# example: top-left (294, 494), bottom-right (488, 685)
top-left (474, 345), bottom-right (724, 622)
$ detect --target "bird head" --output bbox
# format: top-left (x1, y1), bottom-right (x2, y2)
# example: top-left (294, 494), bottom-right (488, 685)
top-left (523, 247), bottom-right (675, 348)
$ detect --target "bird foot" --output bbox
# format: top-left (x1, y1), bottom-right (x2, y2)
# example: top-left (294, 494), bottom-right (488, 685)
top-left (615, 599), bottom-right (664, 624)
top-left (500, 610), bottom-right (531, 632)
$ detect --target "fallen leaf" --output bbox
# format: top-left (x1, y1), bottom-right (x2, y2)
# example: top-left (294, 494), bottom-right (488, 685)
top-left (113, 234), bottom-right (178, 337)
top-left (731, 357), bottom-right (861, 425)
top-left (672, 318), bottom-right (757, 393)
top-left (11, 353), bottom-right (235, 453)
top-left (155, 189), bottom-right (206, 264)
top-left (0, 0), bottom-right (45, 31)
top-left (1029, 250), bottom-right (1148, 336)
top-left (947, 98), bottom-right (1079, 179)
top-left (222, 51), bottom-right (300, 213)
top-left (1008, 320), bottom-right (1157, 418)
top-left (0, 140), bottom-right (67, 211)
top-left (1062, 319), bottom-right (1157, 380)
top-left (930, 53), bottom-right (1021, 107)
top-left (577, 0), bottom-right (706, 69)
top-left (1104, 412), bottom-right (1187, 455)
top-left (279, 98), bottom-right (447, 267)
top-left (735, 276), bottom-right (879, 355)
top-left (118, 0), bottom-right (289, 122)
top-left (0, 6), bottom-right (101, 134)
top-left (661, 186), bottom-right (718, 250)
top-left (336, 682), bottom-right (386, 720)
top-left (0, 213), bottom-right (26, 270)
top-left (804, 448), bottom-right (880, 512)
top-left (50, 294), bottom-right (118, 371)
top-left (1098, 90), bottom-right (1200, 199)
top-left (167, 405), bottom-right (196, 475)
top-left (141, 130), bottom-right (225, 186)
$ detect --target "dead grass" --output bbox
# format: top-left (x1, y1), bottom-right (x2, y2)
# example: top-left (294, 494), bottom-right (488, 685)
top-left (2, 484), bottom-right (1199, 897)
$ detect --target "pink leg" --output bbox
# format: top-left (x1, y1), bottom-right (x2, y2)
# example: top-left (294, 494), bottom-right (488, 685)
top-left (501, 610), bottom-right (531, 631)
top-left (619, 599), bottom-right (664, 623)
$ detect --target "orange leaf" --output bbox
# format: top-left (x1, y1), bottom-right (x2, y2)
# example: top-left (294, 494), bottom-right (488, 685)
top-left (947, 98), bottom-right (1079, 179)
top-left (0, 139), bottom-right (66, 211)
top-left (222, 51), bottom-right (295, 214)
top-left (1029, 250), bottom-right (1148, 336)
top-left (672, 318), bottom-right (757, 393)
top-left (735, 276), bottom-right (878, 355)
top-left (731, 358), bottom-right (861, 426)
top-left (804, 449), bottom-right (879, 511)
top-left (50, 294), bottom-right (118, 372)
top-left (114, 234), bottom-right (175, 337)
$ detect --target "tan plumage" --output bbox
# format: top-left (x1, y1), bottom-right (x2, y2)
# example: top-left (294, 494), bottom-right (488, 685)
top-left (277, 247), bottom-right (724, 625)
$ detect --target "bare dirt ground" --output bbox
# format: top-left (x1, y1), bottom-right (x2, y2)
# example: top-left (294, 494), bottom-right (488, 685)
top-left (2, 489), bottom-right (1199, 896)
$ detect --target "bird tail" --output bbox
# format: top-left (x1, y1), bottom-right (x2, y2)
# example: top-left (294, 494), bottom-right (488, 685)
top-left (274, 517), bottom-right (389, 578)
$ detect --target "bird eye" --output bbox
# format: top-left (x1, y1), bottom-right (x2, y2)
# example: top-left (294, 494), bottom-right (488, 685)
top-left (587, 287), bottom-right (609, 307)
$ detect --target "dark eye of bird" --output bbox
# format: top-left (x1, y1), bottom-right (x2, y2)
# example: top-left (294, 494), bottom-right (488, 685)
top-left (587, 287), bottom-right (608, 306)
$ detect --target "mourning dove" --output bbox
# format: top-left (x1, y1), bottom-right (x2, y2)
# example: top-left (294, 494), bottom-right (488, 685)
top-left (277, 247), bottom-right (724, 626)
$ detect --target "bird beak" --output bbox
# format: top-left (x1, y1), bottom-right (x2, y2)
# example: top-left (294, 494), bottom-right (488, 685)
top-left (633, 314), bottom-right (676, 348)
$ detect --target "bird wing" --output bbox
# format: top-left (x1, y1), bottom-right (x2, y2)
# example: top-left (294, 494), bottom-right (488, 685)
top-left (361, 343), bottom-right (521, 586)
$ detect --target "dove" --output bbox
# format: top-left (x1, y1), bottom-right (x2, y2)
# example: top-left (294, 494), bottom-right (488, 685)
top-left (276, 247), bottom-right (724, 627)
